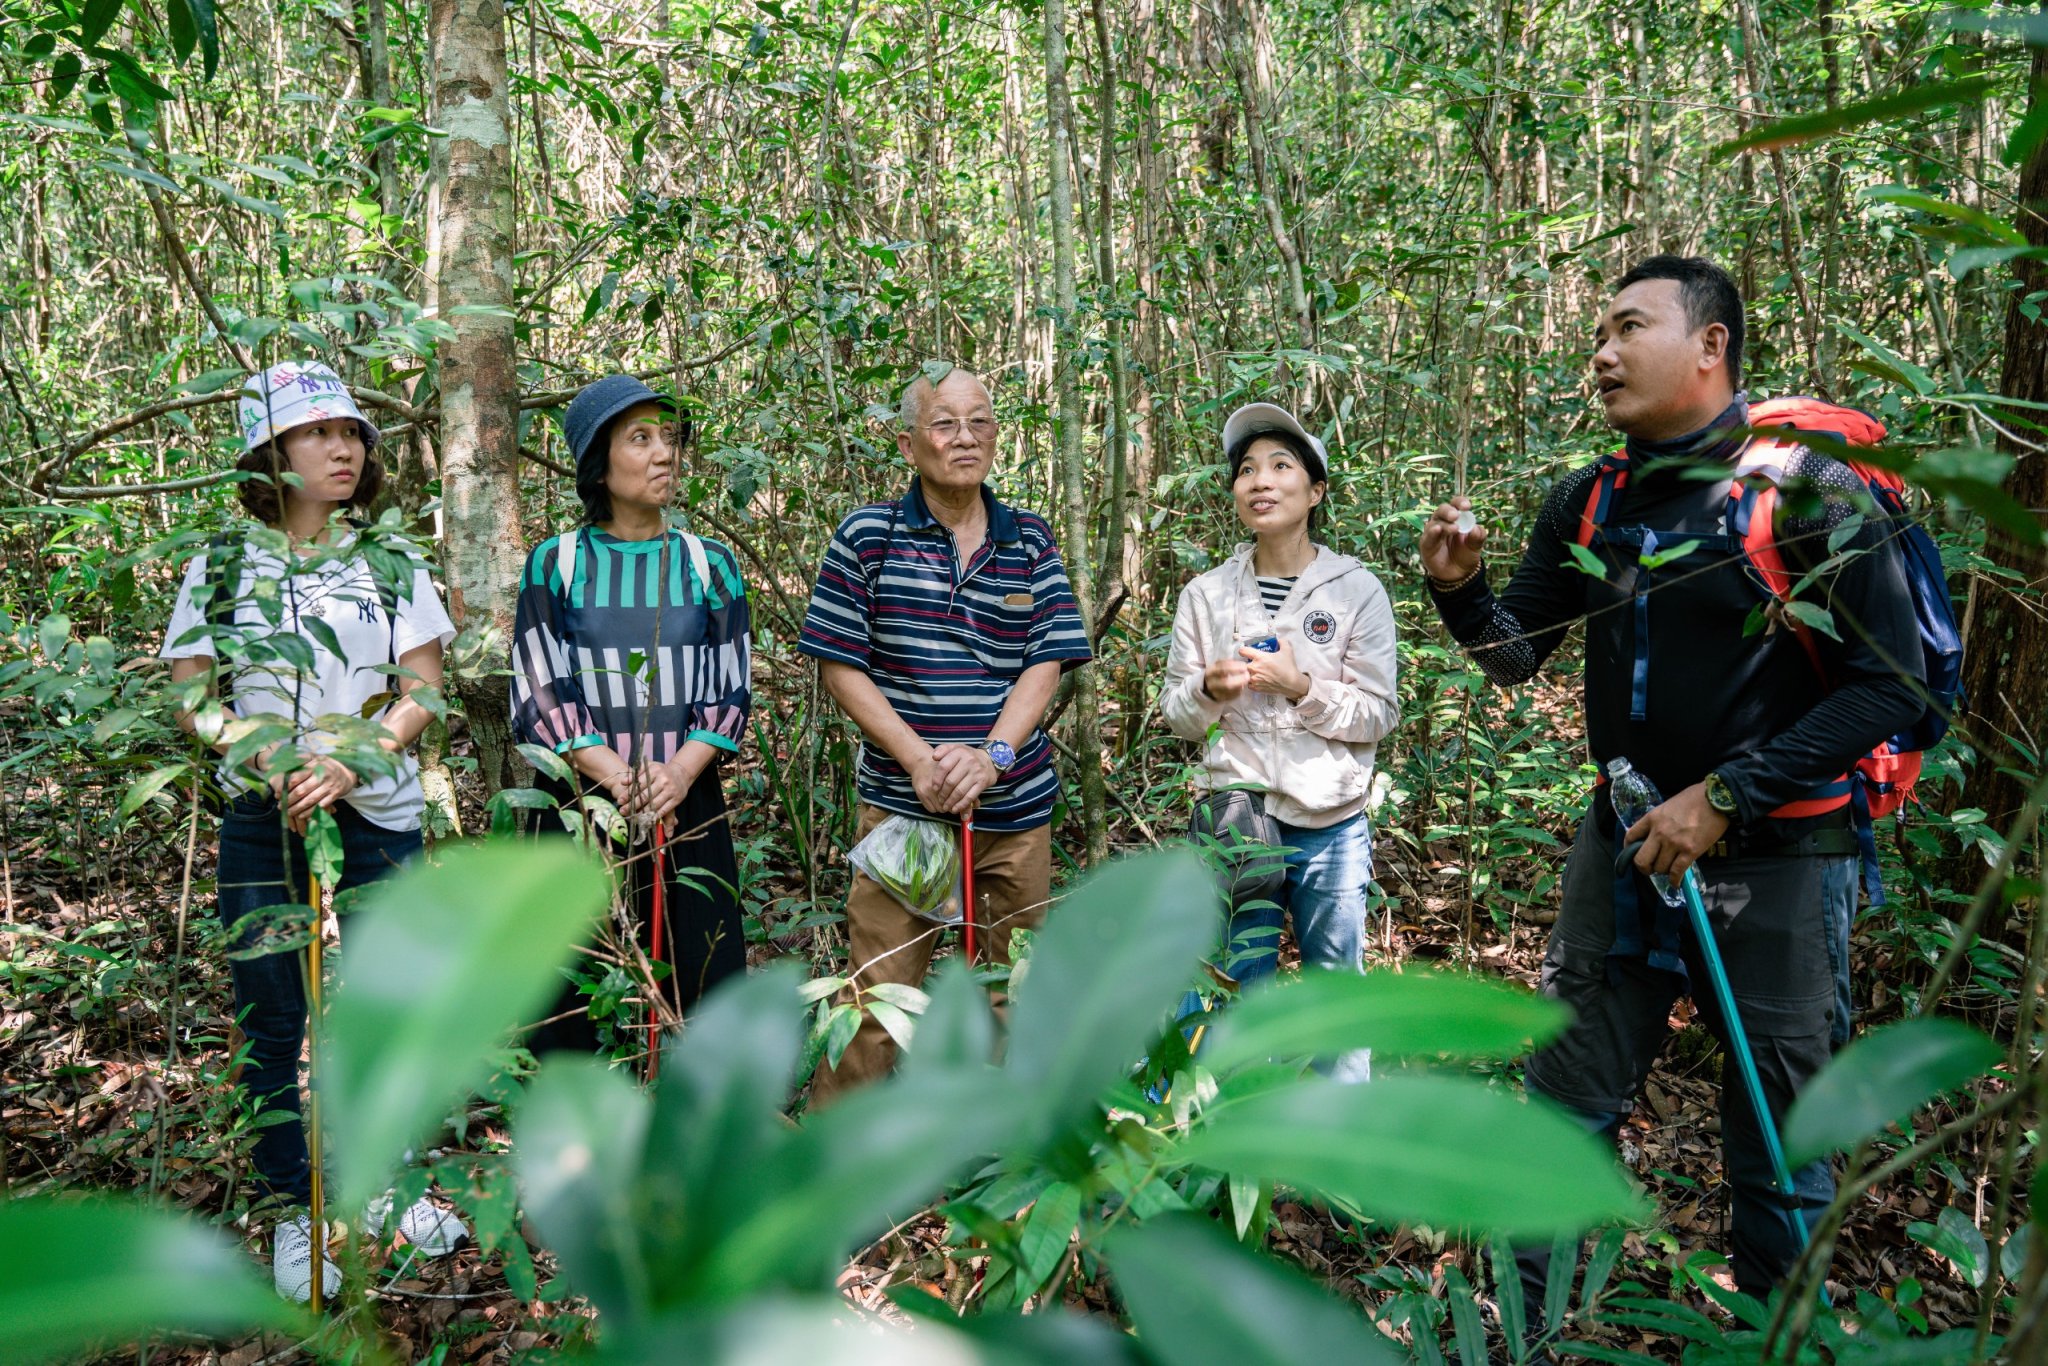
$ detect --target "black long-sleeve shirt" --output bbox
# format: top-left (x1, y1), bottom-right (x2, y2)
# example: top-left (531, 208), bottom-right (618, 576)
top-left (1432, 434), bottom-right (1925, 831)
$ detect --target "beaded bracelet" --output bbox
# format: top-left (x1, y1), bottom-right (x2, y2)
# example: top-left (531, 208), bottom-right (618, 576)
top-left (1427, 561), bottom-right (1486, 594)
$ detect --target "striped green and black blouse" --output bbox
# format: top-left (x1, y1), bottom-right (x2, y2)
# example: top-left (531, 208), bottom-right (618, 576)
top-left (510, 527), bottom-right (751, 765)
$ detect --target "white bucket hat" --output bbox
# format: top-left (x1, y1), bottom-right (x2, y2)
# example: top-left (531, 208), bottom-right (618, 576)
top-left (238, 361), bottom-right (380, 453)
top-left (1221, 402), bottom-right (1329, 477)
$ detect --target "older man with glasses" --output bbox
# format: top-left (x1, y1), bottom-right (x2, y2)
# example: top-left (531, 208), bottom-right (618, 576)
top-left (798, 364), bottom-right (1093, 1103)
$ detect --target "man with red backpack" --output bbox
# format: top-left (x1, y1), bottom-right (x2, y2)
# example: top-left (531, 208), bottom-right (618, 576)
top-left (1422, 255), bottom-right (1935, 1306)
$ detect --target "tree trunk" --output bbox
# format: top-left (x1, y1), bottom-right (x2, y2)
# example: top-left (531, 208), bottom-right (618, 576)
top-left (1043, 0), bottom-right (1109, 864)
top-left (1220, 0), bottom-right (1302, 358)
top-left (430, 0), bottom-right (522, 797)
top-left (1088, 0), bottom-right (1130, 626)
top-left (364, 0), bottom-right (402, 225)
top-left (1222, 0), bottom-right (1312, 396)
top-left (1944, 42), bottom-right (2048, 946)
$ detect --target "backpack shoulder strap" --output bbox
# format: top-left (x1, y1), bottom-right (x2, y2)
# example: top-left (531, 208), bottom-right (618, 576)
top-left (681, 531), bottom-right (714, 606)
top-left (1573, 450), bottom-right (1631, 547)
top-left (1725, 439), bottom-right (1827, 676)
top-left (556, 529), bottom-right (581, 605)
top-left (203, 533), bottom-right (243, 632)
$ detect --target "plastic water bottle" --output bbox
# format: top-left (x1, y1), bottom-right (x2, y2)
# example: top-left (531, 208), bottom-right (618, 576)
top-left (1607, 757), bottom-right (1684, 908)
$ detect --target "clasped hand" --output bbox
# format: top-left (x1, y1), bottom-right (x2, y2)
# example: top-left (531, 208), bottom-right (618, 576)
top-left (913, 743), bottom-right (998, 818)
top-left (602, 760), bottom-right (691, 830)
top-left (1204, 637), bottom-right (1310, 703)
top-left (265, 750), bottom-right (358, 834)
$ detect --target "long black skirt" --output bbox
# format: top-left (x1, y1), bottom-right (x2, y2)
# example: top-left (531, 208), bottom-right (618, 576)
top-left (525, 768), bottom-right (747, 1057)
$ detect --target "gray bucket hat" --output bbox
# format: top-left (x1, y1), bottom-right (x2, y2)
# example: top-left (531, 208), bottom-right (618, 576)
top-left (563, 375), bottom-right (689, 483)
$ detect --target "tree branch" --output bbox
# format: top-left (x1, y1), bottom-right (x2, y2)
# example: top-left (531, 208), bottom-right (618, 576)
top-left (29, 386), bottom-right (430, 493)
top-left (517, 332), bottom-right (760, 409)
top-left (48, 471), bottom-right (240, 500)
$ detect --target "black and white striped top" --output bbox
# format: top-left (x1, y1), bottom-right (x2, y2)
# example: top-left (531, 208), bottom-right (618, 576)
top-left (1257, 575), bottom-right (1298, 616)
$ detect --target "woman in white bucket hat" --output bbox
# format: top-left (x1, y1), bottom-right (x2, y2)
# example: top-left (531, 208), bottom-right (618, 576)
top-left (157, 361), bottom-right (467, 1299)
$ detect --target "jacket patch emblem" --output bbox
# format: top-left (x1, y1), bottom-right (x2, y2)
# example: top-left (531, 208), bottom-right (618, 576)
top-left (1302, 609), bottom-right (1337, 644)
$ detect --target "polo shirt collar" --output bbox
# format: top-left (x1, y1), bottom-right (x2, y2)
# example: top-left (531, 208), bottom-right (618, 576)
top-left (901, 477), bottom-right (1021, 543)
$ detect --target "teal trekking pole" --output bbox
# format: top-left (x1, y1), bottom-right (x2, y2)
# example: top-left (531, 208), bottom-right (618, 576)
top-left (1607, 758), bottom-right (1820, 1297)
top-left (1675, 864), bottom-right (1809, 1256)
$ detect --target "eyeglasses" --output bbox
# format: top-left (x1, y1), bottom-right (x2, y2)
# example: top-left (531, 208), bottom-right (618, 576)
top-left (923, 417), bottom-right (997, 441)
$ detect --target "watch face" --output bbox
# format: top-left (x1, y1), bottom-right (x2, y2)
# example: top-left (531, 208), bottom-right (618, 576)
top-left (987, 740), bottom-right (1016, 770)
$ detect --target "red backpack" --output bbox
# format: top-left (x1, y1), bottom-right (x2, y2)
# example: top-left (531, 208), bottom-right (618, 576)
top-left (1574, 397), bottom-right (1965, 901)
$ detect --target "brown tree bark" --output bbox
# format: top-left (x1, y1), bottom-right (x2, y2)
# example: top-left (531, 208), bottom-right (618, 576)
top-left (1944, 42), bottom-right (2048, 944)
top-left (430, 0), bottom-right (522, 796)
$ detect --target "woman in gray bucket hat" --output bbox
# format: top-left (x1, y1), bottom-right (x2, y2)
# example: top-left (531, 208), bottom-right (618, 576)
top-left (511, 375), bottom-right (752, 1059)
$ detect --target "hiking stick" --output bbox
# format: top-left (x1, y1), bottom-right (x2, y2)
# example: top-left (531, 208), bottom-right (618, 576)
top-left (305, 872), bottom-right (326, 1311)
top-left (1677, 866), bottom-right (1818, 1266)
top-left (647, 822), bottom-right (667, 1083)
top-left (960, 815), bottom-right (976, 963)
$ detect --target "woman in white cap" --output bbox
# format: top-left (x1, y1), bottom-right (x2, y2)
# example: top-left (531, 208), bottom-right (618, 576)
top-left (1159, 402), bottom-right (1399, 1079)
top-left (159, 360), bottom-right (466, 1300)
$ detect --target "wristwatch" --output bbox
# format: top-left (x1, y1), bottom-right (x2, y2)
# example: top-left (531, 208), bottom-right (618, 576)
top-left (1704, 770), bottom-right (1739, 817)
top-left (984, 739), bottom-right (1017, 774)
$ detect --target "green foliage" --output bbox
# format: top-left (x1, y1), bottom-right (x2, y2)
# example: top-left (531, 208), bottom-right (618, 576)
top-left (0, 1195), bottom-right (295, 1363)
top-left (1199, 968), bottom-right (1567, 1072)
top-left (1107, 1214), bottom-right (1402, 1362)
top-left (1781, 1017), bottom-right (2005, 1167)
top-left (1177, 1075), bottom-right (1647, 1239)
top-left (321, 840), bottom-right (611, 1211)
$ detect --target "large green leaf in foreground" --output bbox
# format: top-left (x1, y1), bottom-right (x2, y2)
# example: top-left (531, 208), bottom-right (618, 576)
top-left (1108, 1213), bottom-right (1401, 1364)
top-left (0, 1195), bottom-right (295, 1363)
top-left (1200, 968), bottom-right (1568, 1072)
top-left (1783, 1017), bottom-right (2004, 1168)
top-left (1179, 1075), bottom-right (1647, 1238)
top-left (322, 840), bottom-right (610, 1210)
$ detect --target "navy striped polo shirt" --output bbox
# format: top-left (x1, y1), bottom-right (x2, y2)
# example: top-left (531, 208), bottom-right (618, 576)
top-left (799, 479), bottom-right (1092, 831)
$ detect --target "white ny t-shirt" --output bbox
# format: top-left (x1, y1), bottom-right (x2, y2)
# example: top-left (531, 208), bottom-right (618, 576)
top-left (160, 535), bottom-right (456, 831)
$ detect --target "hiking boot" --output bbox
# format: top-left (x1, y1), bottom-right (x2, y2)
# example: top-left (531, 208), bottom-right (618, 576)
top-left (363, 1193), bottom-right (470, 1258)
top-left (273, 1212), bottom-right (342, 1304)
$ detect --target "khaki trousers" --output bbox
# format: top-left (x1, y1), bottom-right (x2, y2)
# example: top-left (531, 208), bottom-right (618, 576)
top-left (808, 803), bottom-right (1050, 1106)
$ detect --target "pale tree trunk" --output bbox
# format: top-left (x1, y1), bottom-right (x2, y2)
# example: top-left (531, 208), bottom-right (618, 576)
top-left (430, 0), bottom-right (522, 798)
top-left (1222, 0), bottom-right (1313, 403)
top-left (364, 0), bottom-right (401, 225)
top-left (1043, 0), bottom-right (1109, 864)
top-left (1088, 0), bottom-right (1130, 632)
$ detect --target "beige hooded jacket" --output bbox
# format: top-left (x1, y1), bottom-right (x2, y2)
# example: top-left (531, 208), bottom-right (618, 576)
top-left (1160, 544), bottom-right (1399, 828)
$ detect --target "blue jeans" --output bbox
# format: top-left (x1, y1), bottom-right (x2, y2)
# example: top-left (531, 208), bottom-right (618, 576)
top-left (1223, 813), bottom-right (1373, 1082)
top-left (216, 792), bottom-right (420, 1208)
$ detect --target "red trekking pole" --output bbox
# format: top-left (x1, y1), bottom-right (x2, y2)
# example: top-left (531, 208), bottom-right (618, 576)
top-left (960, 814), bottom-right (976, 963)
top-left (647, 822), bottom-right (667, 1083)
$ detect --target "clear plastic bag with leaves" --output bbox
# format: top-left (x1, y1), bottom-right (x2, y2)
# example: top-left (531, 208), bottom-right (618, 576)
top-left (847, 814), bottom-right (963, 924)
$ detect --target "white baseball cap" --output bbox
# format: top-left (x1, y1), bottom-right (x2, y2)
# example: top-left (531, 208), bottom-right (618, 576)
top-left (1221, 402), bottom-right (1328, 476)
top-left (238, 361), bottom-right (380, 453)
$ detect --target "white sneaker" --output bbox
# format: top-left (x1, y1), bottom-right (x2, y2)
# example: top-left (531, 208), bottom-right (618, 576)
top-left (273, 1213), bottom-right (342, 1303)
top-left (363, 1193), bottom-right (470, 1258)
